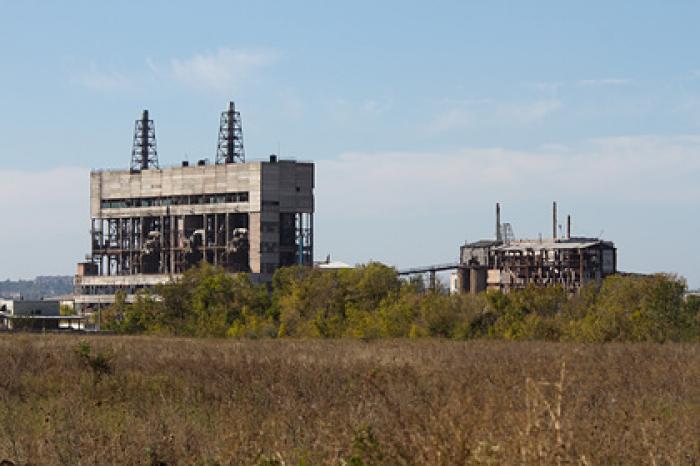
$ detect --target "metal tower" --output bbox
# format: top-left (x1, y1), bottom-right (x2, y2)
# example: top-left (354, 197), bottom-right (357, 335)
top-left (130, 110), bottom-right (158, 171)
top-left (500, 223), bottom-right (515, 245)
top-left (216, 101), bottom-right (245, 164)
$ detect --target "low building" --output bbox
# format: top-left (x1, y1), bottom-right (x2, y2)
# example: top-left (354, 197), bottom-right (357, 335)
top-left (0, 299), bottom-right (87, 331)
top-left (315, 255), bottom-right (353, 270)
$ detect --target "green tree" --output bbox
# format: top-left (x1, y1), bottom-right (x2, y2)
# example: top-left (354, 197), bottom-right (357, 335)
top-left (569, 274), bottom-right (690, 342)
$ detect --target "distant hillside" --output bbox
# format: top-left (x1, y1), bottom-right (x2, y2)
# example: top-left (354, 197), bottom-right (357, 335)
top-left (0, 276), bottom-right (73, 300)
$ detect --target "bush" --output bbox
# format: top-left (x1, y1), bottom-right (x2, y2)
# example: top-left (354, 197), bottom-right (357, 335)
top-left (74, 341), bottom-right (113, 384)
top-left (568, 274), bottom-right (693, 342)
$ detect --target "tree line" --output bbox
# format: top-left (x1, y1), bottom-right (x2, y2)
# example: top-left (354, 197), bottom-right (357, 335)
top-left (103, 262), bottom-right (700, 342)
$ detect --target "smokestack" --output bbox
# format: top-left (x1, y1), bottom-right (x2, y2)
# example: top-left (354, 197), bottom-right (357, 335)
top-left (496, 203), bottom-right (502, 242)
top-left (566, 215), bottom-right (571, 240)
top-left (552, 201), bottom-right (558, 240)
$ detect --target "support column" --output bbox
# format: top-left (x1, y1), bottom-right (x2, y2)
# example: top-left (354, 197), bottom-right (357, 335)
top-left (214, 214), bottom-right (219, 266)
top-left (225, 212), bottom-right (230, 270)
top-left (248, 212), bottom-right (261, 273)
top-left (100, 220), bottom-right (106, 276)
top-left (90, 218), bottom-right (96, 265)
top-left (139, 216), bottom-right (144, 274)
top-left (170, 215), bottom-right (175, 275)
top-left (579, 248), bottom-right (585, 289)
top-left (117, 218), bottom-right (123, 274)
top-left (130, 217), bottom-right (135, 274)
top-left (310, 213), bottom-right (314, 265)
top-left (202, 214), bottom-right (207, 264)
top-left (159, 216), bottom-right (164, 274)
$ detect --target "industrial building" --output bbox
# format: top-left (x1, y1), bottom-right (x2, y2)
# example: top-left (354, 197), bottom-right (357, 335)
top-left (74, 101), bottom-right (314, 312)
top-left (455, 203), bottom-right (617, 293)
top-left (0, 299), bottom-right (87, 330)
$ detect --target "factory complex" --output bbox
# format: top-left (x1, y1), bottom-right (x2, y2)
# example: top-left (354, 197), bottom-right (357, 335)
top-left (2, 100), bottom-right (622, 321)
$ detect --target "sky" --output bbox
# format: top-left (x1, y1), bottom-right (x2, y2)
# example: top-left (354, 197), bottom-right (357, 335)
top-left (0, 1), bottom-right (698, 288)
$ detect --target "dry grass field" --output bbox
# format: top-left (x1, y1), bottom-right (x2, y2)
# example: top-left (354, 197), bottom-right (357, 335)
top-left (0, 336), bottom-right (698, 465)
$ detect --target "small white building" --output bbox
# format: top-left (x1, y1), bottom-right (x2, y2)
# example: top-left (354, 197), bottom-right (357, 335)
top-left (315, 255), bottom-right (353, 270)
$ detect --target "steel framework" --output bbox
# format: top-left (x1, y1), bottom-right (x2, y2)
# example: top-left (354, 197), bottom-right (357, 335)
top-left (130, 110), bottom-right (159, 171)
top-left (216, 101), bottom-right (245, 164)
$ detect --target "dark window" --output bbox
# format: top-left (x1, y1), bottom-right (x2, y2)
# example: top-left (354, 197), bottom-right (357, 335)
top-left (101, 191), bottom-right (250, 209)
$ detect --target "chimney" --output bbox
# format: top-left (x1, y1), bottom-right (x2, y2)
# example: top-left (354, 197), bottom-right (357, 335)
top-left (552, 201), bottom-right (558, 240)
top-left (496, 203), bottom-right (502, 242)
top-left (566, 215), bottom-right (571, 240)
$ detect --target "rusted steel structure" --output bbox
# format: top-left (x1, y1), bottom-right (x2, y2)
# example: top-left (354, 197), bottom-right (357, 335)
top-left (457, 203), bottom-right (616, 293)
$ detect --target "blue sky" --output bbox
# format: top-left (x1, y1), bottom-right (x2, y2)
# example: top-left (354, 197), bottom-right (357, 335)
top-left (0, 1), bottom-right (698, 287)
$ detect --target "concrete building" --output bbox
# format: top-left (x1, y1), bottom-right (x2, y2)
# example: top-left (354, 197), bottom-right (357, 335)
top-left (74, 102), bottom-right (314, 312)
top-left (456, 203), bottom-right (617, 293)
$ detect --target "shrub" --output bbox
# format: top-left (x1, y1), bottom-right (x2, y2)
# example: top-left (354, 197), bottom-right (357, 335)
top-left (101, 262), bottom-right (697, 342)
top-left (74, 341), bottom-right (112, 384)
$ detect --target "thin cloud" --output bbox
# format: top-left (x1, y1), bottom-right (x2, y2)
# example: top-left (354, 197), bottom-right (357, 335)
top-left (498, 99), bottom-right (561, 124)
top-left (361, 99), bottom-right (392, 115)
top-left (72, 47), bottom-right (277, 94)
top-left (523, 78), bottom-right (630, 92)
top-left (524, 81), bottom-right (563, 93)
top-left (576, 78), bottom-right (631, 86)
top-left (324, 97), bottom-right (393, 123)
top-left (169, 48), bottom-right (277, 92)
top-left (428, 99), bottom-right (561, 133)
top-left (72, 63), bottom-right (133, 92)
top-left (428, 108), bottom-right (474, 133)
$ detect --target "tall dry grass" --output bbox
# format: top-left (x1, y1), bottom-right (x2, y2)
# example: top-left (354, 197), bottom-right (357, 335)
top-left (0, 336), bottom-right (698, 464)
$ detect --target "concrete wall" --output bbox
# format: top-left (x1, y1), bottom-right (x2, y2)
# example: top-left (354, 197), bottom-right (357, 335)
top-left (91, 162), bottom-right (263, 218)
top-left (461, 246), bottom-right (492, 266)
top-left (261, 161), bottom-right (314, 212)
top-left (91, 160), bottom-right (313, 218)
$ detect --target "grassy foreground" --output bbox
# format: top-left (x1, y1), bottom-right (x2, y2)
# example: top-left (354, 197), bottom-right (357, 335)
top-left (0, 336), bottom-right (698, 465)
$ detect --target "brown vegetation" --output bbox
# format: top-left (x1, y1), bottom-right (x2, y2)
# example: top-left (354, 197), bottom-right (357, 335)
top-left (0, 336), bottom-right (698, 464)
